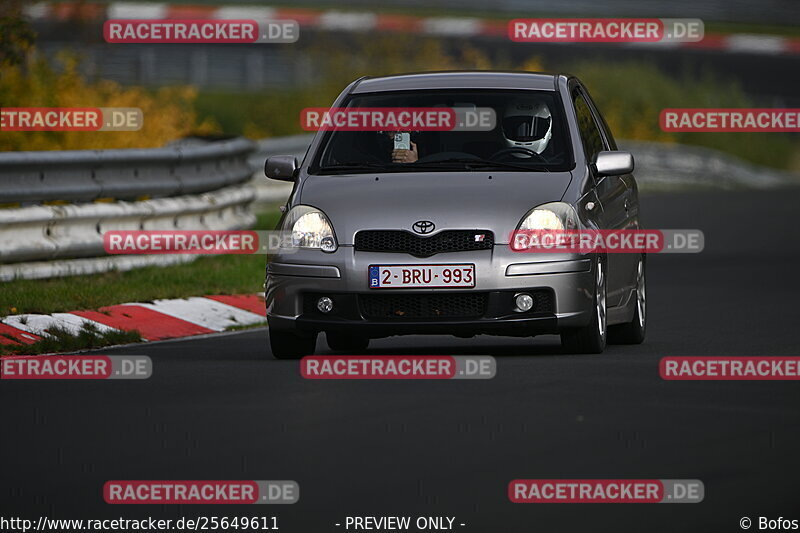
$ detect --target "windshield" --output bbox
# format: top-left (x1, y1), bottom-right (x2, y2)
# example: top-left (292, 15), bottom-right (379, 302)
top-left (310, 89), bottom-right (574, 174)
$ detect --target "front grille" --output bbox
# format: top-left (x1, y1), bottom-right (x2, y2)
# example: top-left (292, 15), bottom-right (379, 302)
top-left (354, 230), bottom-right (493, 258)
top-left (359, 293), bottom-right (487, 320)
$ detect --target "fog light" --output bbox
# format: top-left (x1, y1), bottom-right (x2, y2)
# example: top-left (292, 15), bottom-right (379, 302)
top-left (515, 293), bottom-right (534, 312)
top-left (320, 236), bottom-right (337, 253)
top-left (317, 296), bottom-right (334, 313)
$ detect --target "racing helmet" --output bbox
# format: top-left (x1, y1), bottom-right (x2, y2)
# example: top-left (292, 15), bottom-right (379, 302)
top-left (501, 100), bottom-right (553, 154)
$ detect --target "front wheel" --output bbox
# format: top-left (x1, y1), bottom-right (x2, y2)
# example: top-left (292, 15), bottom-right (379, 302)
top-left (561, 257), bottom-right (607, 354)
top-left (608, 255), bottom-right (647, 344)
top-left (269, 330), bottom-right (317, 359)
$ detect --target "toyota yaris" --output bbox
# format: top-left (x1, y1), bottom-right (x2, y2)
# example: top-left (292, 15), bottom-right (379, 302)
top-left (264, 71), bottom-right (645, 358)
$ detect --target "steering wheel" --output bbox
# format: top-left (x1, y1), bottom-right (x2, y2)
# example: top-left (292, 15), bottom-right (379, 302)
top-left (490, 147), bottom-right (549, 163)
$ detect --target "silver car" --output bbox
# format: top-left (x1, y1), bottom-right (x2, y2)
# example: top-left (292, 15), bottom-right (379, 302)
top-left (264, 72), bottom-right (646, 358)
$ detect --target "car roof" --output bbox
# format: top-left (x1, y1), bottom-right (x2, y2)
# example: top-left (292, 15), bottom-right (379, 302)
top-left (350, 71), bottom-right (564, 94)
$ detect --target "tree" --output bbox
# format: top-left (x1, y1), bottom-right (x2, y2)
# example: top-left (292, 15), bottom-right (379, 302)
top-left (0, 0), bottom-right (36, 68)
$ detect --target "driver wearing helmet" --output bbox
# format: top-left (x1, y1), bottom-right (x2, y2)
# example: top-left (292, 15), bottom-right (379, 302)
top-left (500, 100), bottom-right (553, 157)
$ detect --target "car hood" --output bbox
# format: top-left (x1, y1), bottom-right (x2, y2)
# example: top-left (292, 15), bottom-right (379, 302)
top-left (297, 171), bottom-right (573, 245)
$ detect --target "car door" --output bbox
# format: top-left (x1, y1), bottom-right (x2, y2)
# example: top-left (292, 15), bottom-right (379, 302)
top-left (583, 86), bottom-right (641, 305)
top-left (572, 87), bottom-right (630, 308)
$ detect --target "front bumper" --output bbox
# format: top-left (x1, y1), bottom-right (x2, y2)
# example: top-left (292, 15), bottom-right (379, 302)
top-left (265, 246), bottom-right (595, 338)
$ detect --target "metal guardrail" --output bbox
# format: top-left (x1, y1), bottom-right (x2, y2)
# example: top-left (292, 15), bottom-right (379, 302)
top-left (0, 137), bottom-right (255, 205)
top-left (618, 140), bottom-right (799, 190)
top-left (0, 184), bottom-right (255, 263)
top-left (0, 138), bottom-right (257, 280)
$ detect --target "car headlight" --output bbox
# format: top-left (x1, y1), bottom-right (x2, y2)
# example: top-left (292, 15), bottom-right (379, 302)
top-left (512, 202), bottom-right (579, 251)
top-left (282, 205), bottom-right (338, 252)
top-left (516, 202), bottom-right (579, 231)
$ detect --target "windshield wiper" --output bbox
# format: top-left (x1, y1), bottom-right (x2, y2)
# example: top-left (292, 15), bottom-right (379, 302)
top-left (408, 158), bottom-right (550, 172)
top-left (316, 162), bottom-right (396, 173)
top-left (317, 158), bottom-right (550, 174)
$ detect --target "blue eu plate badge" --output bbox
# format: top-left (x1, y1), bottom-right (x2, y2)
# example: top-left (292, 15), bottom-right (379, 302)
top-left (369, 266), bottom-right (381, 287)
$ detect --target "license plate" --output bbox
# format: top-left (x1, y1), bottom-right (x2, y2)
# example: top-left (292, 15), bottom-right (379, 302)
top-left (369, 264), bottom-right (475, 288)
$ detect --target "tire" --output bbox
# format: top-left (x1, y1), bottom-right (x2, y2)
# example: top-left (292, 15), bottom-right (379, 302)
top-left (326, 332), bottom-right (370, 352)
top-left (269, 330), bottom-right (317, 359)
top-left (561, 257), bottom-right (607, 354)
top-left (608, 255), bottom-right (647, 345)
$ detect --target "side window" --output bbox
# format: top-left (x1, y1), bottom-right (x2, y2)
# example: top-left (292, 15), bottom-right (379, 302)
top-left (573, 91), bottom-right (606, 163)
top-left (582, 86), bottom-right (618, 150)
top-left (595, 110), bottom-right (618, 151)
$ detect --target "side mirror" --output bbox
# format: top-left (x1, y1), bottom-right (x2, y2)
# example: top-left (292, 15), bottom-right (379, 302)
top-left (265, 155), bottom-right (298, 181)
top-left (594, 151), bottom-right (634, 176)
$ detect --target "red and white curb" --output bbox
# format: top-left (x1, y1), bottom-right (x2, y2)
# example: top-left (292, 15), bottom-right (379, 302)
top-left (23, 2), bottom-right (800, 56)
top-left (0, 294), bottom-right (266, 348)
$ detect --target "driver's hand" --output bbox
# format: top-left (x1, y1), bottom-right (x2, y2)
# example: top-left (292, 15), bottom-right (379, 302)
top-left (391, 142), bottom-right (418, 164)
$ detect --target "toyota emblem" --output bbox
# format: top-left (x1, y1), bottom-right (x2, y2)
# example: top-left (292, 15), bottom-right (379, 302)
top-left (412, 220), bottom-right (435, 234)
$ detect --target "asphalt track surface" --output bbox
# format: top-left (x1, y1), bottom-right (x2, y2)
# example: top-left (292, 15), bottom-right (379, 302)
top-left (3, 189), bottom-right (800, 532)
